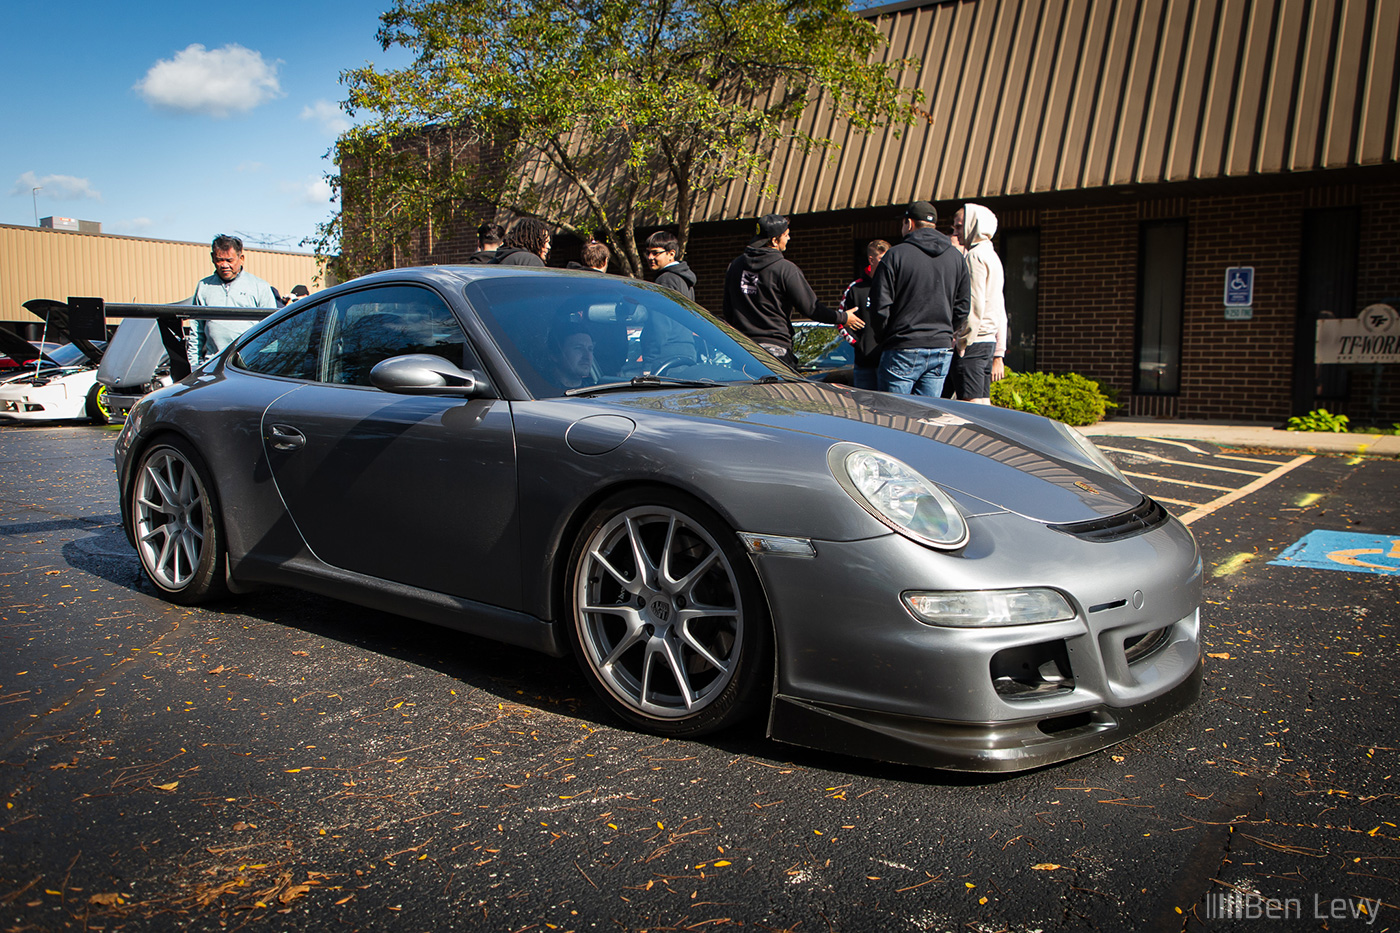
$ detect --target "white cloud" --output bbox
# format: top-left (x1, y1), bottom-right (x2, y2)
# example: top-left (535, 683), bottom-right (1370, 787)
top-left (134, 44), bottom-right (282, 117)
top-left (282, 175), bottom-right (334, 206)
top-left (11, 171), bottom-right (101, 201)
top-left (301, 99), bottom-right (350, 136)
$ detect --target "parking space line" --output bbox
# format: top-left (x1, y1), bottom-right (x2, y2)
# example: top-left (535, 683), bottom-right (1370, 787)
top-left (1178, 455), bottom-right (1315, 526)
top-left (1215, 453), bottom-right (1296, 466)
top-left (1096, 446), bottom-right (1269, 477)
top-left (1121, 471), bottom-right (1236, 492)
top-left (1135, 437), bottom-right (1214, 456)
top-left (1154, 495), bottom-right (1206, 508)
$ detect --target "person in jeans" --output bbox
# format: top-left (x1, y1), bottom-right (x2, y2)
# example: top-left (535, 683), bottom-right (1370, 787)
top-left (868, 201), bottom-right (969, 397)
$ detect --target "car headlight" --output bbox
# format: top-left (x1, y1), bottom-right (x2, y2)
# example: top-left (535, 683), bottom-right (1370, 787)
top-left (828, 443), bottom-right (968, 549)
top-left (903, 588), bottom-right (1075, 627)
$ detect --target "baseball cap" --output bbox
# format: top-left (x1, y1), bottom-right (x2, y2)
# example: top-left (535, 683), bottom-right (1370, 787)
top-left (904, 200), bottom-right (937, 224)
top-left (755, 214), bottom-right (790, 240)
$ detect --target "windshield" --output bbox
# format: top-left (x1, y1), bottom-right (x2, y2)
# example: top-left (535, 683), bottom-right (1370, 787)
top-left (462, 274), bottom-right (790, 398)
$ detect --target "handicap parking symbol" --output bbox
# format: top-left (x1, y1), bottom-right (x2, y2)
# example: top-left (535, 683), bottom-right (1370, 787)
top-left (1270, 530), bottom-right (1400, 576)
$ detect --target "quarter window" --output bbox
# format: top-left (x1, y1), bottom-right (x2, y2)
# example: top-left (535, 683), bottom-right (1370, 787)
top-left (234, 306), bottom-right (320, 380)
top-left (320, 286), bottom-right (474, 386)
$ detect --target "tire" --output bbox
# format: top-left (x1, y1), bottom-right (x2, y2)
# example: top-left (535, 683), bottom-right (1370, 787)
top-left (85, 382), bottom-right (110, 424)
top-left (566, 488), bottom-right (769, 736)
top-left (129, 436), bottom-right (229, 604)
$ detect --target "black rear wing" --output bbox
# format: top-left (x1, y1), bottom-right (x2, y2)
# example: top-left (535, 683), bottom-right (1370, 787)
top-left (24, 297), bottom-right (278, 382)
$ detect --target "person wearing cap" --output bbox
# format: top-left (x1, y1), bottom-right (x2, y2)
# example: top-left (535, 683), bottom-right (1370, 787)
top-left (868, 200), bottom-right (970, 397)
top-left (720, 213), bottom-right (863, 369)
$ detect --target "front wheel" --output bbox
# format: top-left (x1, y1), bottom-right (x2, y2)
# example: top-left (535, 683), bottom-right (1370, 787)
top-left (130, 437), bottom-right (228, 604)
top-left (566, 489), bottom-right (769, 736)
top-left (85, 382), bottom-right (109, 424)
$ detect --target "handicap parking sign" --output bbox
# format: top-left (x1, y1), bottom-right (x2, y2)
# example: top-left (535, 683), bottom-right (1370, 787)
top-left (1270, 530), bottom-right (1400, 576)
top-left (1224, 266), bottom-right (1254, 307)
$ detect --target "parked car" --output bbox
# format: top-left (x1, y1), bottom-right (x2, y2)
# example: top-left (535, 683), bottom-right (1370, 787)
top-left (0, 333), bottom-right (110, 423)
top-left (95, 317), bottom-right (176, 419)
top-left (114, 265), bottom-right (1202, 771)
top-left (0, 339), bottom-right (65, 371)
top-left (793, 320), bottom-right (855, 383)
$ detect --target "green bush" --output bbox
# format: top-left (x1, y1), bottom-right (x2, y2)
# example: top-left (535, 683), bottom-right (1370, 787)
top-left (991, 370), bottom-right (1116, 426)
top-left (1285, 409), bottom-right (1350, 432)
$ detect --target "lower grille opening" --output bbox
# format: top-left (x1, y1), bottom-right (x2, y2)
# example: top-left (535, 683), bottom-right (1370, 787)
top-left (992, 641), bottom-right (1075, 699)
top-left (1038, 712), bottom-right (1096, 736)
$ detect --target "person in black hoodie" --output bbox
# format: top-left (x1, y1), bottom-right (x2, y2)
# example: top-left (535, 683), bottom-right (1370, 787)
top-left (720, 214), bottom-right (862, 369)
top-left (868, 201), bottom-right (970, 397)
top-left (466, 222), bottom-right (505, 264)
top-left (644, 230), bottom-right (696, 301)
top-left (489, 218), bottom-right (551, 266)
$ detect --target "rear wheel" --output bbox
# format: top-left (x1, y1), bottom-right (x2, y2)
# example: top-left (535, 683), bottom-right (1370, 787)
top-left (130, 437), bottom-right (228, 604)
top-left (85, 383), bottom-right (109, 424)
top-left (566, 489), bottom-right (769, 736)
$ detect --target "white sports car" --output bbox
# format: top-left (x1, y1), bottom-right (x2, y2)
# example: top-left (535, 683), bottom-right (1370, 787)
top-left (0, 334), bottom-right (109, 424)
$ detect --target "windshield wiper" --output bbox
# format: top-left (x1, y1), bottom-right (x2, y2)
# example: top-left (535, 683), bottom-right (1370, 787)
top-left (564, 374), bottom-right (724, 396)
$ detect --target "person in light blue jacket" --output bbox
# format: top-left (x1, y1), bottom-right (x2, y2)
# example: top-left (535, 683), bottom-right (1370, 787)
top-left (190, 234), bottom-right (278, 365)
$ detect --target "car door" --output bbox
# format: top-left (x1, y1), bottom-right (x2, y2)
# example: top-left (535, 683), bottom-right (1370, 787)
top-left (256, 283), bottom-right (522, 610)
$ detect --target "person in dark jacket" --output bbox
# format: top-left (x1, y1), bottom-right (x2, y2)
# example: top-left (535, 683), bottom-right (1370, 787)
top-left (868, 201), bottom-right (970, 397)
top-left (489, 218), bottom-right (551, 266)
top-left (839, 239), bottom-right (890, 390)
top-left (720, 214), bottom-right (862, 369)
top-left (466, 222), bottom-right (505, 264)
top-left (644, 230), bottom-right (696, 301)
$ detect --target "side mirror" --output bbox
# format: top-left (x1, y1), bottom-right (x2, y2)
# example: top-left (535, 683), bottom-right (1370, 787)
top-left (369, 354), bottom-right (487, 397)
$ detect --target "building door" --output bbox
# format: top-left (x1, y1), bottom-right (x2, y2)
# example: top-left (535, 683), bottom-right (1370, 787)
top-left (1001, 229), bottom-right (1039, 374)
top-left (1292, 208), bottom-right (1358, 416)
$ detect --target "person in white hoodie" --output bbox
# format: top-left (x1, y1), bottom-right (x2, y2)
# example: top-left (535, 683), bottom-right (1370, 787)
top-left (947, 204), bottom-right (1007, 404)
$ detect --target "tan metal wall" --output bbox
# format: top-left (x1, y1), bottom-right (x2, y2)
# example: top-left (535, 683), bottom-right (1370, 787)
top-left (0, 225), bottom-right (325, 325)
top-left (699, 0), bottom-right (1400, 219)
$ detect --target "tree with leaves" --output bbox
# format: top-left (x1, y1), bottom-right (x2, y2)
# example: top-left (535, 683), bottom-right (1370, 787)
top-left (320, 0), bottom-right (921, 278)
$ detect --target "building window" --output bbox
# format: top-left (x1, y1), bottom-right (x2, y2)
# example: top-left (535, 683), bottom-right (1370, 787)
top-left (1000, 229), bottom-right (1038, 373)
top-left (1135, 220), bottom-right (1186, 395)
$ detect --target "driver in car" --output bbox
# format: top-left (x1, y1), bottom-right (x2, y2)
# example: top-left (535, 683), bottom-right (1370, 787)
top-left (546, 323), bottom-right (597, 391)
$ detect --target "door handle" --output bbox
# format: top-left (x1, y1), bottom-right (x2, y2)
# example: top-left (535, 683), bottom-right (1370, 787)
top-left (266, 423), bottom-right (306, 450)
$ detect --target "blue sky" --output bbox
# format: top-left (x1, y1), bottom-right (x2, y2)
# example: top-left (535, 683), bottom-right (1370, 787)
top-left (1, 1), bottom-right (411, 252)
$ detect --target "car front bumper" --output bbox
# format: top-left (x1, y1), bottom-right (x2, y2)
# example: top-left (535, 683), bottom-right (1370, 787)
top-left (748, 508), bottom-right (1204, 771)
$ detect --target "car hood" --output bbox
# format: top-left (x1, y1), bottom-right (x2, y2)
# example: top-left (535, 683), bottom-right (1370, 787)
top-left (604, 381), bottom-right (1142, 524)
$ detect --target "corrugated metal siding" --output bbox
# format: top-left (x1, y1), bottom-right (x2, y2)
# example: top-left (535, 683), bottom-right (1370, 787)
top-left (695, 0), bottom-right (1400, 221)
top-left (0, 225), bottom-right (324, 325)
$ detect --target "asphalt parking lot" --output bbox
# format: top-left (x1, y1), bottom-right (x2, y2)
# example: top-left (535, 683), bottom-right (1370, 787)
top-left (1, 423), bottom-right (1396, 932)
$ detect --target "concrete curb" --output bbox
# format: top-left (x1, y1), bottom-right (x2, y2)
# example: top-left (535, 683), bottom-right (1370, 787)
top-left (1076, 419), bottom-right (1400, 456)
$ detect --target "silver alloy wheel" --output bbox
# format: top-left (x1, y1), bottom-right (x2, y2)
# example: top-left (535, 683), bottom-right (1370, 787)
top-left (133, 447), bottom-right (208, 591)
top-left (575, 505), bottom-right (744, 719)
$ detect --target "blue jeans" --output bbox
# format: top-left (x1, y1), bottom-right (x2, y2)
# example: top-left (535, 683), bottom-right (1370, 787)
top-left (878, 347), bottom-right (953, 397)
top-left (852, 364), bottom-right (879, 390)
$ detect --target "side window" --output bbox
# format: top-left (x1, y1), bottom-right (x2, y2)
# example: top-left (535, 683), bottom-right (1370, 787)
top-left (321, 285), bottom-right (474, 386)
top-left (234, 305), bottom-right (321, 379)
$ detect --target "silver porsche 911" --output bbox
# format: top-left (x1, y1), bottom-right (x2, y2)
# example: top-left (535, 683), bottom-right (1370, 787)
top-left (114, 265), bottom-right (1202, 771)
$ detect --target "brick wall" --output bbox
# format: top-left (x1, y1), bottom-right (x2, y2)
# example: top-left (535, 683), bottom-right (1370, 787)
top-left (1016, 181), bottom-right (1399, 424)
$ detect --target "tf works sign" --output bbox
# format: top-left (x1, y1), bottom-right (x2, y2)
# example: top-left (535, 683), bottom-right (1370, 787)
top-left (1315, 303), bottom-right (1400, 364)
